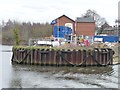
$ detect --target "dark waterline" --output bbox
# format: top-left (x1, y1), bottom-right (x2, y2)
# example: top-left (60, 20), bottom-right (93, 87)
top-left (1, 45), bottom-right (119, 88)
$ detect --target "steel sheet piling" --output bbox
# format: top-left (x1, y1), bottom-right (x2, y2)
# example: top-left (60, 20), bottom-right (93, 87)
top-left (50, 49), bottom-right (54, 66)
top-left (40, 49), bottom-right (45, 66)
top-left (58, 51), bottom-right (62, 66)
top-left (73, 50), bottom-right (76, 65)
top-left (45, 49), bottom-right (49, 66)
top-left (67, 50), bottom-right (71, 66)
top-left (26, 49), bottom-right (29, 64)
top-left (78, 50), bottom-right (82, 65)
top-left (82, 50), bottom-right (87, 66)
top-left (86, 50), bottom-right (91, 65)
top-left (36, 49), bottom-right (40, 65)
top-left (61, 49), bottom-right (65, 66)
top-left (11, 47), bottom-right (114, 66)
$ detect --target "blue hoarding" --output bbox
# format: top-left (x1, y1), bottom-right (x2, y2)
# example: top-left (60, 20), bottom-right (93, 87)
top-left (94, 36), bottom-right (119, 42)
top-left (53, 26), bottom-right (72, 38)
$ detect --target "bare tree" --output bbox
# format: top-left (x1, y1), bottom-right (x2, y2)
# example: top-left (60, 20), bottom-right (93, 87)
top-left (83, 9), bottom-right (106, 27)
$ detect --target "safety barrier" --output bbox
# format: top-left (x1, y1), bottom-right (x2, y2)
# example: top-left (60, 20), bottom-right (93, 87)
top-left (11, 48), bottom-right (115, 66)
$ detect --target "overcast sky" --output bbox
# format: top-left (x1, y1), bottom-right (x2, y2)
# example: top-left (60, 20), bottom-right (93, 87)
top-left (0, 0), bottom-right (119, 26)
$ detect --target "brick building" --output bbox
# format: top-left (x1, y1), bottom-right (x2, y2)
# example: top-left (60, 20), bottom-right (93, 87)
top-left (52, 15), bottom-right (75, 34)
top-left (51, 15), bottom-right (95, 36)
top-left (75, 17), bottom-right (95, 36)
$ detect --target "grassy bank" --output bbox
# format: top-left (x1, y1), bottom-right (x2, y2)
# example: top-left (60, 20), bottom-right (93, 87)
top-left (12, 45), bottom-right (97, 51)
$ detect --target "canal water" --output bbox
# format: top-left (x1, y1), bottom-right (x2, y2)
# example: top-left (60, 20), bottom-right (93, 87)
top-left (1, 45), bottom-right (119, 88)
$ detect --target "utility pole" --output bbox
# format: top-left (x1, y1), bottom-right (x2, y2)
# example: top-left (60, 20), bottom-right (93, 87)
top-left (57, 18), bottom-right (60, 45)
top-left (118, 1), bottom-right (120, 62)
top-left (118, 1), bottom-right (120, 37)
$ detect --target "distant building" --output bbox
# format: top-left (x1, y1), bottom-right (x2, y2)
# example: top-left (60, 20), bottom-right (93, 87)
top-left (98, 22), bottom-right (118, 36)
top-left (51, 15), bottom-right (75, 34)
top-left (51, 15), bottom-right (96, 37)
top-left (75, 17), bottom-right (95, 36)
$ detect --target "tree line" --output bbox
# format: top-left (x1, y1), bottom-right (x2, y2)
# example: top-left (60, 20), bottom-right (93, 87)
top-left (1, 9), bottom-right (111, 45)
top-left (2, 20), bottom-right (53, 45)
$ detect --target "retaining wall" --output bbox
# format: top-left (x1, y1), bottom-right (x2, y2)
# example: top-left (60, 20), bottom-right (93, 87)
top-left (11, 48), bottom-right (114, 66)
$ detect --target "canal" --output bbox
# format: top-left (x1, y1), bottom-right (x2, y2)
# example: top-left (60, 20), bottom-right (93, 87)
top-left (1, 45), bottom-right (119, 88)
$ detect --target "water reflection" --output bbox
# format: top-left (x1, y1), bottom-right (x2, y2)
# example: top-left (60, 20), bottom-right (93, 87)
top-left (8, 65), bottom-right (118, 88)
top-left (1, 45), bottom-right (119, 88)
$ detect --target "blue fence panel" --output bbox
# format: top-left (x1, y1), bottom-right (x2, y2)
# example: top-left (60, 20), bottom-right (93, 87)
top-left (53, 26), bottom-right (72, 38)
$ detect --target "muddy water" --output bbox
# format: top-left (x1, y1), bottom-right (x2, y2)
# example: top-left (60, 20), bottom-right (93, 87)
top-left (1, 45), bottom-right (119, 88)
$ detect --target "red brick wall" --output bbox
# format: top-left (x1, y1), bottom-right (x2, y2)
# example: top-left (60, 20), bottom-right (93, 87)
top-left (53, 15), bottom-right (95, 36)
top-left (54, 16), bottom-right (75, 33)
top-left (75, 22), bottom-right (95, 36)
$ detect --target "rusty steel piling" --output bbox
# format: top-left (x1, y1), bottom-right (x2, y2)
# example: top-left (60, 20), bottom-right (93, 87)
top-left (11, 47), bottom-right (115, 66)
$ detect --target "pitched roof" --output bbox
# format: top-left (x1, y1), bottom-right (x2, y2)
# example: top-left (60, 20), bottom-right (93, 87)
top-left (76, 17), bottom-right (95, 23)
top-left (56, 15), bottom-right (75, 22)
top-left (103, 27), bottom-right (113, 31)
top-left (102, 22), bottom-right (111, 28)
